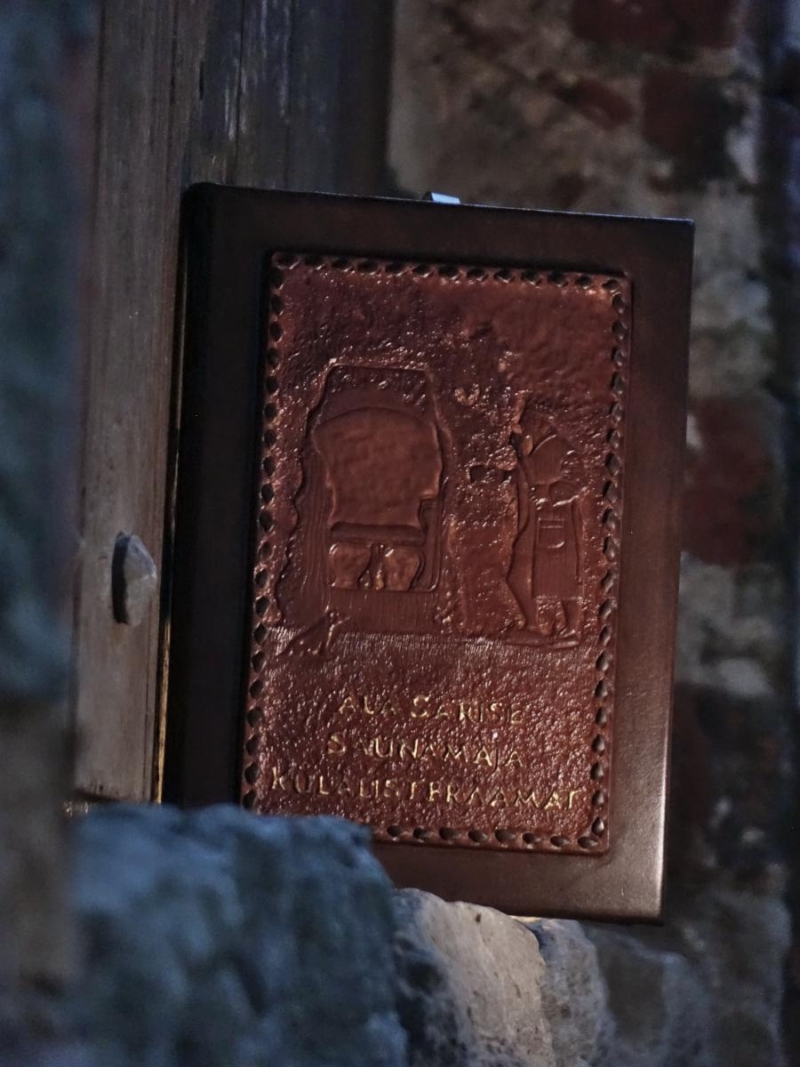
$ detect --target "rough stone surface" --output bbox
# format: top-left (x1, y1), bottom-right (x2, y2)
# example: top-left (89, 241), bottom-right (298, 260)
top-left (394, 890), bottom-right (618, 1067)
top-left (0, 2), bottom-right (93, 1051)
top-left (19, 805), bottom-right (788, 1067)
top-left (677, 889), bottom-right (791, 1067)
top-left (69, 816), bottom-right (789, 1067)
top-left (67, 810), bottom-right (620, 1067)
top-left (587, 927), bottom-right (715, 1067)
top-left (588, 886), bottom-right (791, 1067)
top-left (0, 0), bottom-right (78, 704)
top-left (390, 2), bottom-right (794, 1063)
top-left (71, 806), bottom-right (406, 1067)
top-left (394, 890), bottom-right (555, 1067)
top-left (531, 919), bottom-right (612, 1067)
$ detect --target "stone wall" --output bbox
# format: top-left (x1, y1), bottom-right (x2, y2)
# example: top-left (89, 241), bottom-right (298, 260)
top-left (63, 805), bottom-right (788, 1067)
top-left (2, 3), bottom-right (795, 1063)
top-left (0, 0), bottom-right (94, 1047)
top-left (389, 2), bottom-right (797, 1064)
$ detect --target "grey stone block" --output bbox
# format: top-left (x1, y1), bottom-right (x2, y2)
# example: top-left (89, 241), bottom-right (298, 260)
top-left (586, 886), bottom-right (790, 1067)
top-left (65, 807), bottom-right (791, 1067)
top-left (532, 920), bottom-right (612, 1067)
top-left (394, 889), bottom-right (553, 1066)
top-left (678, 889), bottom-right (790, 1067)
top-left (587, 927), bottom-right (715, 1067)
top-left (71, 805), bottom-right (406, 1067)
top-left (394, 889), bottom-right (611, 1067)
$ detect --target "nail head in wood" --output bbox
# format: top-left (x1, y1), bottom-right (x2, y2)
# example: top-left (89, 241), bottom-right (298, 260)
top-left (112, 533), bottom-right (157, 626)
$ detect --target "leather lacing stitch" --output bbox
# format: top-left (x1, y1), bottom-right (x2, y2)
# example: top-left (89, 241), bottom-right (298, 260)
top-left (241, 254), bottom-right (628, 853)
top-left (578, 276), bottom-right (627, 851)
top-left (241, 253), bottom-right (292, 809)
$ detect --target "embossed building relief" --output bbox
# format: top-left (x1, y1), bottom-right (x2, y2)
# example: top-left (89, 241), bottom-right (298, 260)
top-left (243, 253), bottom-right (630, 855)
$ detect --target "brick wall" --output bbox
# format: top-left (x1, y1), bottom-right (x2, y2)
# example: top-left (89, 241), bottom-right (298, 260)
top-left (390, 2), bottom-right (798, 1062)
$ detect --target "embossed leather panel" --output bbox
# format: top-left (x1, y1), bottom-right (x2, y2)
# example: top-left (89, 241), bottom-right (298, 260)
top-left (243, 254), bottom-right (628, 855)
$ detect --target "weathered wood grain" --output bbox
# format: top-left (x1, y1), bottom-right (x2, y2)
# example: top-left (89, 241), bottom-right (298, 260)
top-left (74, 0), bottom-right (181, 800)
top-left (237, 0), bottom-right (295, 186)
top-left (73, 0), bottom-right (394, 800)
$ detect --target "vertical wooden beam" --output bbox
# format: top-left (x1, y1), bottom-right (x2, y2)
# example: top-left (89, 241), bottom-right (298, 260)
top-left (73, 0), bottom-right (394, 801)
top-left (336, 0), bottom-right (395, 194)
top-left (285, 0), bottom-right (348, 191)
top-left (236, 0), bottom-right (294, 187)
top-left (74, 0), bottom-right (183, 800)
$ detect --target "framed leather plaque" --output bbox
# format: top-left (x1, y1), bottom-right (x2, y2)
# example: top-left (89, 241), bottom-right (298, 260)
top-left (165, 186), bottom-right (692, 920)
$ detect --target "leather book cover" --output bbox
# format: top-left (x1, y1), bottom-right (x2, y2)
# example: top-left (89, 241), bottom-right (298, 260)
top-left (166, 186), bottom-right (693, 919)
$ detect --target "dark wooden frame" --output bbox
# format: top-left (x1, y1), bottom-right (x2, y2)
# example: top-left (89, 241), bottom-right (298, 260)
top-left (165, 184), bottom-right (692, 920)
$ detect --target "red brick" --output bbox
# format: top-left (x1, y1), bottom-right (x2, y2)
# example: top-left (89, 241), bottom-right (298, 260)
top-left (556, 77), bottom-right (636, 129)
top-left (571, 0), bottom-right (675, 50)
top-left (643, 68), bottom-right (705, 154)
top-left (547, 171), bottom-right (589, 210)
top-left (642, 67), bottom-right (742, 186)
top-left (683, 398), bottom-right (775, 566)
top-left (670, 0), bottom-right (739, 48)
top-left (572, 0), bottom-right (741, 51)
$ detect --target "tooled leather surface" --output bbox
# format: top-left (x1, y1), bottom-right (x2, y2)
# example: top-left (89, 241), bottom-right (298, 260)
top-left (243, 254), bottom-right (629, 855)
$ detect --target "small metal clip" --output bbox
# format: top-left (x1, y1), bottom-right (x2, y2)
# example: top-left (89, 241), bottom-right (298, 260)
top-left (421, 191), bottom-right (461, 204)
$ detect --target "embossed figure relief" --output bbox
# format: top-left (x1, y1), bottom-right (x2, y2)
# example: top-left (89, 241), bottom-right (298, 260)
top-left (278, 364), bottom-right (448, 636)
top-left (312, 366), bottom-right (444, 594)
top-left (507, 402), bottom-right (589, 647)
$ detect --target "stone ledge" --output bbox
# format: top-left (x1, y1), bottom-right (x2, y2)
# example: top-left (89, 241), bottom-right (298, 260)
top-left (7, 806), bottom-right (784, 1067)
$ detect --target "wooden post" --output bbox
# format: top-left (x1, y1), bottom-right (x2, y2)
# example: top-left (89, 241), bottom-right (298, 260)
top-left (72, 0), bottom-right (394, 801)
